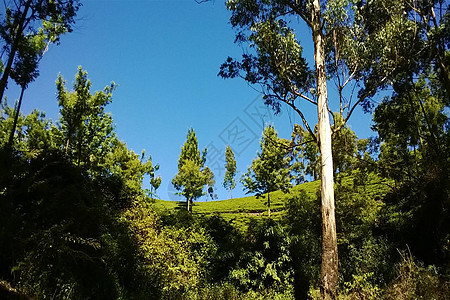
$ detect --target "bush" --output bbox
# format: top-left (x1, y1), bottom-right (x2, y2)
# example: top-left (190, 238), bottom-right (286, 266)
top-left (383, 251), bottom-right (450, 300)
top-left (229, 218), bottom-right (294, 294)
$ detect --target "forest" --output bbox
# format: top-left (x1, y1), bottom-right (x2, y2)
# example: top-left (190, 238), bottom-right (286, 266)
top-left (0, 0), bottom-right (449, 299)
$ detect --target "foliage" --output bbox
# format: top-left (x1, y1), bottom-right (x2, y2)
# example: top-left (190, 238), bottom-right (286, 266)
top-left (229, 218), bottom-right (294, 295)
top-left (122, 205), bottom-right (217, 299)
top-left (334, 174), bottom-right (395, 294)
top-left (284, 190), bottom-right (322, 299)
top-left (0, 68), bottom-right (161, 299)
top-left (56, 67), bottom-right (117, 171)
top-left (0, 150), bottom-right (124, 298)
top-left (241, 125), bottom-right (293, 216)
top-left (154, 181), bottom-right (321, 231)
top-left (0, 0), bottom-right (82, 100)
top-left (200, 214), bottom-right (245, 283)
top-left (373, 74), bottom-right (450, 273)
top-left (0, 104), bottom-right (59, 156)
top-left (223, 145), bottom-right (237, 198)
top-left (0, 1), bottom-right (449, 297)
top-left (383, 251), bottom-right (450, 300)
top-left (291, 119), bottom-right (365, 181)
top-left (172, 128), bottom-right (215, 212)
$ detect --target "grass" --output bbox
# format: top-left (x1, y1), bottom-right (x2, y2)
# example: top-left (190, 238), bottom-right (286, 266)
top-left (151, 174), bottom-right (392, 231)
top-left (152, 181), bottom-right (320, 230)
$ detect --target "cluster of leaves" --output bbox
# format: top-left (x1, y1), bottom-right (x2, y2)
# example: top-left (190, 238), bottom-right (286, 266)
top-left (0, 0), bottom-right (81, 95)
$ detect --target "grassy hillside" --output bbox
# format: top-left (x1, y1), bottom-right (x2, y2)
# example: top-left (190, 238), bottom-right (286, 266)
top-left (152, 175), bottom-right (392, 231)
top-left (152, 181), bottom-right (321, 229)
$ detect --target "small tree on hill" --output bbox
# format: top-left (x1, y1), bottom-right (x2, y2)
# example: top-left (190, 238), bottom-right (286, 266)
top-left (241, 125), bottom-right (292, 217)
top-left (223, 145), bottom-right (237, 199)
top-left (172, 128), bottom-right (214, 212)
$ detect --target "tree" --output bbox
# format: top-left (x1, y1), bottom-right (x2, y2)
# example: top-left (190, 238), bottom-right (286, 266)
top-left (2, 0), bottom-right (81, 152)
top-left (149, 172), bottom-right (162, 200)
top-left (218, 1), bottom-right (340, 294)
top-left (217, 0), bottom-right (447, 295)
top-left (373, 75), bottom-right (449, 269)
top-left (0, 0), bottom-right (81, 103)
top-left (223, 145), bottom-right (237, 199)
top-left (241, 125), bottom-right (292, 217)
top-left (56, 67), bottom-right (117, 173)
top-left (172, 128), bottom-right (214, 212)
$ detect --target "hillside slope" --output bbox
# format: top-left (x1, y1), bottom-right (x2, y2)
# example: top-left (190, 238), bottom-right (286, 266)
top-left (152, 175), bottom-right (392, 230)
top-left (153, 181), bottom-right (319, 229)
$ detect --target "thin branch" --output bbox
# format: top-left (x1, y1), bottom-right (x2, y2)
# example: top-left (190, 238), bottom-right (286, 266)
top-left (287, 1), bottom-right (312, 28)
top-left (283, 98), bottom-right (317, 144)
top-left (290, 86), bottom-right (317, 105)
top-left (341, 64), bottom-right (357, 90)
top-left (265, 132), bottom-right (316, 152)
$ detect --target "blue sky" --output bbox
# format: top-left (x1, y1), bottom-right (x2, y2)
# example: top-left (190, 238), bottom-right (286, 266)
top-left (4, 0), bottom-right (375, 201)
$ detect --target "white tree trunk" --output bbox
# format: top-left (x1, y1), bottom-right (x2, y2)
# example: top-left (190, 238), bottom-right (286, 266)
top-left (311, 0), bottom-right (339, 298)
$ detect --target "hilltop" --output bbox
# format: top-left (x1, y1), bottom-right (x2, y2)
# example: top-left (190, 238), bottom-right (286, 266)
top-left (151, 176), bottom-right (391, 230)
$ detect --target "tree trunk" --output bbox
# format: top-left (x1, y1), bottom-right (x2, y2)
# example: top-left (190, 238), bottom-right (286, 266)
top-left (311, 0), bottom-right (338, 298)
top-left (7, 86), bottom-right (25, 152)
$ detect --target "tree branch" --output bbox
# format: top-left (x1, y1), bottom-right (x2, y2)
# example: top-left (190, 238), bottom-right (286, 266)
top-left (287, 1), bottom-right (312, 28)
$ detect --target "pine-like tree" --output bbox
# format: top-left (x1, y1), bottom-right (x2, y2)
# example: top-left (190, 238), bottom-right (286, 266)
top-left (223, 145), bottom-right (237, 199)
top-left (241, 126), bottom-right (292, 217)
top-left (172, 128), bottom-right (214, 212)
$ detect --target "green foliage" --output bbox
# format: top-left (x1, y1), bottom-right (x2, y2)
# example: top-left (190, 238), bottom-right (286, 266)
top-left (291, 124), bottom-right (321, 181)
top-left (284, 190), bottom-right (322, 299)
top-left (219, 2), bottom-right (313, 114)
top-left (172, 128), bottom-right (215, 212)
top-left (0, 150), bottom-right (122, 298)
top-left (0, 1), bottom-right (448, 297)
top-left (331, 114), bottom-right (358, 175)
top-left (0, 104), bottom-right (59, 156)
top-left (0, 68), bottom-right (163, 299)
top-left (372, 75), bottom-right (450, 272)
top-left (223, 145), bottom-right (237, 198)
top-left (0, 0), bottom-right (81, 100)
top-left (242, 125), bottom-right (293, 216)
top-left (384, 251), bottom-right (450, 300)
top-left (123, 205), bottom-right (217, 299)
top-left (200, 214), bottom-right (245, 283)
top-left (334, 174), bottom-right (395, 293)
top-left (154, 181), bottom-right (321, 231)
top-left (56, 67), bottom-right (117, 171)
top-left (229, 218), bottom-right (294, 295)
top-left (291, 119), bottom-right (368, 181)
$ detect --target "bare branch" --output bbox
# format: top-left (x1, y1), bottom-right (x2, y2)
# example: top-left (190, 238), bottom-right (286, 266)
top-left (341, 63), bottom-right (357, 90)
top-left (291, 87), bottom-right (317, 105)
top-left (283, 98), bottom-right (317, 144)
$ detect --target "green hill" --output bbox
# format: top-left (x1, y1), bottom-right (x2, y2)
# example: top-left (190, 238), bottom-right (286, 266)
top-left (152, 175), bottom-right (392, 231)
top-left (152, 181), bottom-right (321, 229)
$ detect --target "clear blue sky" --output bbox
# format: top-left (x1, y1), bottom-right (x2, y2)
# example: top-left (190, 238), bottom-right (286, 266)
top-left (4, 0), bottom-right (374, 201)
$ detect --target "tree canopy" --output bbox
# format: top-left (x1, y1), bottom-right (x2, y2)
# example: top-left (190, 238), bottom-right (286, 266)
top-left (172, 128), bottom-right (215, 212)
top-left (0, 0), bottom-right (81, 102)
top-left (241, 125), bottom-right (293, 217)
top-left (223, 145), bottom-right (237, 199)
